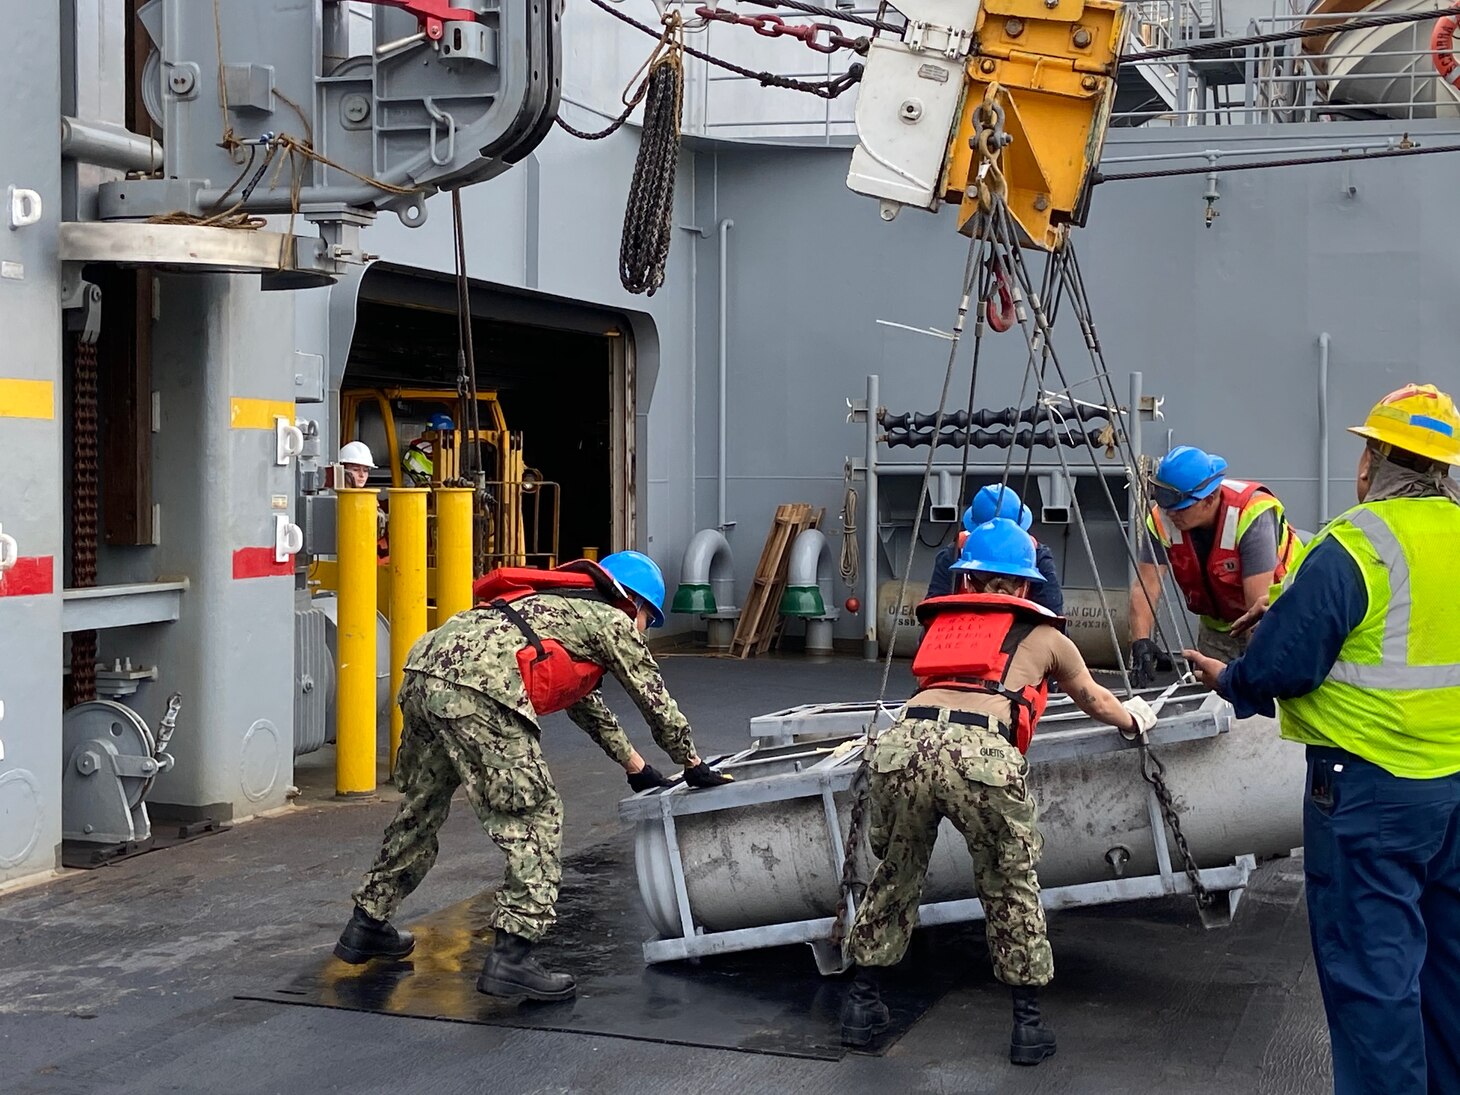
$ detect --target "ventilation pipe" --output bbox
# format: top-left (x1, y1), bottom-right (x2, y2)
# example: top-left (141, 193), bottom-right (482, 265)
top-left (671, 529), bottom-right (739, 650)
top-left (780, 529), bottom-right (839, 656)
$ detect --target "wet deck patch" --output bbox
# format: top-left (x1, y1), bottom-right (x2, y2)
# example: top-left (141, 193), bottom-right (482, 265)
top-left (239, 838), bottom-right (970, 1060)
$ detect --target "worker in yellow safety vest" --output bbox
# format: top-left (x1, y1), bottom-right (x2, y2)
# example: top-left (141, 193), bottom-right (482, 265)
top-left (1128, 444), bottom-right (1299, 684)
top-left (1185, 383), bottom-right (1460, 1095)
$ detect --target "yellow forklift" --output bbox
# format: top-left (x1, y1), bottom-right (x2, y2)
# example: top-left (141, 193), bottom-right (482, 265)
top-left (312, 386), bottom-right (561, 625)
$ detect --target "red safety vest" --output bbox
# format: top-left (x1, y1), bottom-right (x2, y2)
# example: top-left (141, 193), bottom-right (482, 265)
top-left (911, 592), bottom-right (1063, 754)
top-left (471, 561), bottom-right (635, 715)
top-left (1148, 479), bottom-right (1296, 624)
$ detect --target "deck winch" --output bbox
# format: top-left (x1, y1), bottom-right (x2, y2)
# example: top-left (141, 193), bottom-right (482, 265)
top-left (61, 693), bottom-right (182, 865)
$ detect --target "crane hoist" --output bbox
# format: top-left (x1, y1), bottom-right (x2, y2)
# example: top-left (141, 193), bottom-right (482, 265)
top-left (846, 0), bottom-right (1127, 250)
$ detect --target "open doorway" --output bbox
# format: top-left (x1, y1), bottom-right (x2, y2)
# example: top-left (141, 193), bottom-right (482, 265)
top-left (342, 271), bottom-right (635, 563)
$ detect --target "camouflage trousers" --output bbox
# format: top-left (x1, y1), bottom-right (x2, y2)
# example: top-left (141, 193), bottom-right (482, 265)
top-left (353, 673), bottom-right (564, 941)
top-left (847, 713), bottom-right (1054, 987)
top-left (1197, 621), bottom-right (1248, 663)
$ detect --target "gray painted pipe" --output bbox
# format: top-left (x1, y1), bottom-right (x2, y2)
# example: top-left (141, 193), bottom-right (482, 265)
top-left (717, 218), bottom-right (734, 531)
top-left (679, 528), bottom-right (736, 612)
top-left (863, 374), bottom-right (880, 661)
top-left (634, 710), bottom-right (1302, 938)
top-left (1318, 332), bottom-right (1330, 527)
top-left (784, 528), bottom-right (835, 609)
top-left (60, 116), bottom-right (163, 172)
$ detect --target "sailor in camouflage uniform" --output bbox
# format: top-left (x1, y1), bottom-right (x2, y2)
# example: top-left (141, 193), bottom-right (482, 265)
top-left (841, 520), bottom-right (1156, 1063)
top-left (334, 551), bottom-right (731, 1001)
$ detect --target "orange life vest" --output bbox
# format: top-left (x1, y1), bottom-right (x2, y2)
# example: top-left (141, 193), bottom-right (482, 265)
top-left (472, 561), bottom-right (635, 715)
top-left (911, 592), bottom-right (1062, 753)
top-left (1150, 479), bottom-right (1296, 624)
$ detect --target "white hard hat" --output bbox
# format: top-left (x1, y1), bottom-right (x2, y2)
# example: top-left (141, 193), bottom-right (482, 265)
top-left (338, 440), bottom-right (376, 468)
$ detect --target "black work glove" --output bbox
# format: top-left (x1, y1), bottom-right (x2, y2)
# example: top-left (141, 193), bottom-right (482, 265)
top-left (683, 761), bottom-right (735, 789)
top-left (627, 764), bottom-right (674, 792)
top-left (1130, 637), bottom-right (1174, 688)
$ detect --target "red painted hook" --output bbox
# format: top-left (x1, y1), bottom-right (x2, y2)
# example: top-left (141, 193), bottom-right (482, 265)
top-left (986, 260), bottom-right (1016, 333)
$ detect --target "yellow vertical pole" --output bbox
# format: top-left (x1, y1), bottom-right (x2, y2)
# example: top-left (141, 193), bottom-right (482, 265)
top-left (387, 488), bottom-right (429, 776)
top-left (336, 488), bottom-right (378, 797)
top-left (435, 486), bottom-right (475, 618)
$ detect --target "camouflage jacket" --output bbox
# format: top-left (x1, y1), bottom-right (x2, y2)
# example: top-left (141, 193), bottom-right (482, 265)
top-left (404, 594), bottom-right (697, 766)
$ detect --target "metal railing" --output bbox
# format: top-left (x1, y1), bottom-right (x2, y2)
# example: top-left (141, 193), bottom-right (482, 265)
top-left (672, 0), bottom-right (1459, 137)
top-left (1116, 10), bottom-right (1460, 126)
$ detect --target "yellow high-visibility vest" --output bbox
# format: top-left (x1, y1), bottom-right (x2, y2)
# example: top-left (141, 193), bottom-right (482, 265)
top-left (1278, 497), bottom-right (1460, 778)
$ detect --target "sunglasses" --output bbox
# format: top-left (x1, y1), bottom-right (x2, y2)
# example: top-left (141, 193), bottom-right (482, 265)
top-left (1150, 471), bottom-right (1222, 511)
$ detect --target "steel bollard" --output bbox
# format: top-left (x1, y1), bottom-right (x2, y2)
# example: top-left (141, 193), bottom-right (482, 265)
top-left (387, 488), bottom-right (429, 776)
top-left (336, 488), bottom-right (379, 797)
top-left (434, 487), bottom-right (474, 620)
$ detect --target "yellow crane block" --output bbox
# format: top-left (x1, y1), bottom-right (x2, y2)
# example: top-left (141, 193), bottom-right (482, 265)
top-left (944, 0), bottom-right (1127, 249)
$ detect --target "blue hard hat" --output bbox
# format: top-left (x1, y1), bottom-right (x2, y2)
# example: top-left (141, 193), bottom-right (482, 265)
top-left (427, 412), bottom-right (455, 431)
top-left (599, 550), bottom-right (666, 628)
top-left (951, 518), bottom-right (1045, 582)
top-left (1152, 445), bottom-right (1228, 511)
top-left (964, 483), bottom-right (1033, 532)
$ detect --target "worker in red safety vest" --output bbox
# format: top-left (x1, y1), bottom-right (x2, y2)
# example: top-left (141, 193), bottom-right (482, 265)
top-left (1128, 445), bottom-right (1299, 685)
top-left (841, 518), bottom-right (1157, 1063)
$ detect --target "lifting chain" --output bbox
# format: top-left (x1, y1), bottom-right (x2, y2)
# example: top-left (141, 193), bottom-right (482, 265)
top-left (70, 337), bottom-right (100, 706)
top-left (971, 90), bottom-right (1011, 211)
top-left (694, 5), bottom-right (870, 54)
top-left (829, 747), bottom-right (873, 946)
top-left (1140, 743), bottom-right (1213, 907)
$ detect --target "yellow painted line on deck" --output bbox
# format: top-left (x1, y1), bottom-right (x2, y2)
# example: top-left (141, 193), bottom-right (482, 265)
top-left (230, 397), bottom-right (295, 430)
top-left (0, 379), bottom-right (55, 420)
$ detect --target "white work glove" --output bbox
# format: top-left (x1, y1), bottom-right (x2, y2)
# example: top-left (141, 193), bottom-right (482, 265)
top-left (1120, 696), bottom-right (1158, 741)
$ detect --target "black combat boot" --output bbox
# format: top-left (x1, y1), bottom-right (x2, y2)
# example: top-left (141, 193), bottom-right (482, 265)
top-left (1009, 984), bottom-right (1057, 1065)
top-left (477, 931), bottom-right (576, 1002)
top-left (333, 905), bottom-right (416, 964)
top-left (840, 967), bottom-right (891, 1047)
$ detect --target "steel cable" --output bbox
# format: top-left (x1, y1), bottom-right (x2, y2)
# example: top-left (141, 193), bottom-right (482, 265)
top-left (586, 0), bottom-right (864, 99)
top-left (829, 230), bottom-right (988, 949)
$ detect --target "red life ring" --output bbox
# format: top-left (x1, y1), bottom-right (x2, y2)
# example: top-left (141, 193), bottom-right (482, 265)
top-left (1434, 12), bottom-right (1460, 89)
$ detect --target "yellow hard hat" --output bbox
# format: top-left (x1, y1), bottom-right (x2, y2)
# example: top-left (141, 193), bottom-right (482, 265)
top-left (1348, 383), bottom-right (1460, 467)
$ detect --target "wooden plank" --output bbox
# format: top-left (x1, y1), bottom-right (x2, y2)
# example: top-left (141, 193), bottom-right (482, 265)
top-left (731, 505), bottom-right (800, 657)
top-left (731, 503), bottom-right (818, 658)
top-left (754, 503), bottom-right (815, 655)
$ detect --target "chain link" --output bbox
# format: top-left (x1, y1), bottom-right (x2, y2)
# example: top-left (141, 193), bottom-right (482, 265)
top-left (694, 5), bottom-right (869, 54)
top-left (1139, 743), bottom-right (1213, 907)
top-left (70, 337), bottom-right (100, 707)
top-left (829, 735), bottom-right (873, 946)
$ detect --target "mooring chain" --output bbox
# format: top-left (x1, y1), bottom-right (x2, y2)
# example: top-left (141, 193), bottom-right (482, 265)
top-left (693, 4), bottom-right (870, 54)
top-left (1140, 744), bottom-right (1214, 907)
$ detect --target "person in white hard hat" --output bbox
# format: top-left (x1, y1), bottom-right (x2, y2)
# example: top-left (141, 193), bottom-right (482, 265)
top-left (337, 441), bottom-right (388, 559)
top-left (338, 440), bottom-right (376, 489)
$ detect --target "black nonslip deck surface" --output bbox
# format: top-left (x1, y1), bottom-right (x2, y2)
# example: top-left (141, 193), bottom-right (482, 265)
top-left (240, 838), bottom-right (969, 1061)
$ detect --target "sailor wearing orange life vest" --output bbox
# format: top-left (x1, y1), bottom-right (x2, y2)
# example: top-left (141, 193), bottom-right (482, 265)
top-left (1128, 445), bottom-right (1299, 685)
top-left (841, 519), bottom-right (1157, 1063)
top-left (336, 551), bottom-right (732, 1002)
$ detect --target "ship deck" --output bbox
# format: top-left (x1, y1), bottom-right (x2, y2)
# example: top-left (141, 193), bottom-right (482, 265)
top-left (2, 655), bottom-right (1331, 1095)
